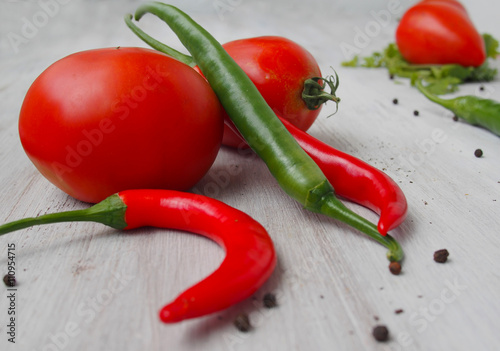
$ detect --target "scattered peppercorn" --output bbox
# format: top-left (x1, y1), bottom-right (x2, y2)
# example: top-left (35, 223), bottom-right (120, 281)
top-left (392, 98), bottom-right (398, 105)
top-left (452, 115), bottom-right (459, 122)
top-left (372, 325), bottom-right (389, 342)
top-left (3, 274), bottom-right (15, 287)
top-left (234, 313), bottom-right (251, 332)
top-left (389, 74), bottom-right (394, 80)
top-left (263, 293), bottom-right (278, 308)
top-left (474, 149), bottom-right (483, 158)
top-left (413, 110), bottom-right (419, 116)
top-left (479, 85), bottom-right (485, 91)
top-left (389, 261), bottom-right (401, 275)
top-left (434, 249), bottom-right (449, 263)
top-left (395, 309), bottom-right (404, 314)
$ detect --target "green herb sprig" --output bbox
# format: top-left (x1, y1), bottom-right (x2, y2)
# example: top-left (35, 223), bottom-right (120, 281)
top-left (342, 34), bottom-right (499, 95)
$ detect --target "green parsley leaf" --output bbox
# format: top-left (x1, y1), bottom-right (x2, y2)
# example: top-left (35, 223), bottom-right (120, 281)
top-left (483, 33), bottom-right (500, 59)
top-left (341, 36), bottom-right (499, 95)
top-left (341, 56), bottom-right (359, 67)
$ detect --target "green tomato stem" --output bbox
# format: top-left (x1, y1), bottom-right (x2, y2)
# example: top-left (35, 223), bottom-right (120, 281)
top-left (302, 74), bottom-right (341, 113)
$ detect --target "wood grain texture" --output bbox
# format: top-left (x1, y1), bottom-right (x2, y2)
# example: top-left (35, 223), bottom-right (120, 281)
top-left (1, 1), bottom-right (499, 350)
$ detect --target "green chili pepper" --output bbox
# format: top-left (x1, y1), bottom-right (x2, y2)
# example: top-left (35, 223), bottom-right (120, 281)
top-left (416, 79), bottom-right (500, 136)
top-left (127, 2), bottom-right (404, 263)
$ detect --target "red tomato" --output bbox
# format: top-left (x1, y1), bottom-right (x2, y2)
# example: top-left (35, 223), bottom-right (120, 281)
top-left (396, 0), bottom-right (485, 67)
top-left (216, 36), bottom-right (325, 148)
top-left (19, 47), bottom-right (223, 203)
top-left (420, 0), bottom-right (466, 12)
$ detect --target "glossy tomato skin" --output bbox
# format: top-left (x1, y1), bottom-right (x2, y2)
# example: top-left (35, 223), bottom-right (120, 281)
top-left (396, 1), bottom-right (485, 67)
top-left (218, 36), bottom-right (323, 148)
top-left (19, 47), bottom-right (223, 203)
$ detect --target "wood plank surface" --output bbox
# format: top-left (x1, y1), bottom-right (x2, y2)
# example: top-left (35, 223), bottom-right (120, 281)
top-left (1, 1), bottom-right (499, 350)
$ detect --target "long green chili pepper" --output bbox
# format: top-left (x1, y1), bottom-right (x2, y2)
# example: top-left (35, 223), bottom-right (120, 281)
top-left (127, 2), bottom-right (404, 263)
top-left (416, 79), bottom-right (500, 136)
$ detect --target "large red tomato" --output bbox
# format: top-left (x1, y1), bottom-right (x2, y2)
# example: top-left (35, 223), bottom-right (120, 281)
top-left (395, 0), bottom-right (485, 67)
top-left (19, 47), bottom-right (223, 203)
top-left (216, 36), bottom-right (329, 148)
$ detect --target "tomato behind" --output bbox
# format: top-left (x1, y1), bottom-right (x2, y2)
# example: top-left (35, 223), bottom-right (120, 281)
top-left (395, 1), bottom-right (485, 67)
top-left (218, 36), bottom-right (324, 148)
top-left (19, 47), bottom-right (223, 203)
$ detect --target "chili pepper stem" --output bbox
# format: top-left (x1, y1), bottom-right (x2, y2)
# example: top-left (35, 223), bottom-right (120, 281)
top-left (415, 79), bottom-right (453, 109)
top-left (124, 14), bottom-right (195, 67)
top-left (315, 193), bottom-right (403, 262)
top-left (0, 194), bottom-right (127, 236)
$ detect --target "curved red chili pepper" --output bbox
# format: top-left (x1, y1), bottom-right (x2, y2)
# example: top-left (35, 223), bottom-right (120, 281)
top-left (0, 189), bottom-right (277, 323)
top-left (224, 117), bottom-right (408, 235)
top-left (118, 190), bottom-right (277, 323)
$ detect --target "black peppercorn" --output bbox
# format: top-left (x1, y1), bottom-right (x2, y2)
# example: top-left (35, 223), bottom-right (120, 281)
top-left (3, 274), bottom-right (15, 287)
top-left (234, 313), bottom-right (251, 332)
top-left (372, 325), bottom-right (389, 341)
top-left (434, 249), bottom-right (449, 263)
top-left (263, 293), bottom-right (277, 308)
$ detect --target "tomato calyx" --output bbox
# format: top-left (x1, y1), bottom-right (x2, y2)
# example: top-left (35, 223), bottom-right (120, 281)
top-left (302, 72), bottom-right (340, 114)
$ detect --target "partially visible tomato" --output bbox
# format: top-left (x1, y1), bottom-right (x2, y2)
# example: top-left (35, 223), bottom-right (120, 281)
top-left (209, 36), bottom-right (328, 148)
top-left (19, 47), bottom-right (223, 203)
top-left (420, 0), bottom-right (466, 12)
top-left (395, 0), bottom-right (485, 67)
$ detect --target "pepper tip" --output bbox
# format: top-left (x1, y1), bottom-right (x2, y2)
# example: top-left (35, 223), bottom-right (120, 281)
top-left (159, 299), bottom-right (189, 323)
top-left (377, 223), bottom-right (388, 236)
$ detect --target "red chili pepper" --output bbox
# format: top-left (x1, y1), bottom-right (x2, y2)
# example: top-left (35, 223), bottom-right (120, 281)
top-left (281, 119), bottom-right (408, 235)
top-left (0, 189), bottom-right (277, 323)
top-left (225, 117), bottom-right (408, 235)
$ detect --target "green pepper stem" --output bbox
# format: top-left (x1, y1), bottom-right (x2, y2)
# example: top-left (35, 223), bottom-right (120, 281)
top-left (0, 194), bottom-right (128, 236)
top-left (316, 194), bottom-right (403, 262)
top-left (415, 79), bottom-right (454, 109)
top-left (124, 14), bottom-right (195, 67)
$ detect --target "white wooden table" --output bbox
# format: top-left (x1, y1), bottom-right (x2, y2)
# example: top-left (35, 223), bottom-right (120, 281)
top-left (1, 1), bottom-right (499, 350)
